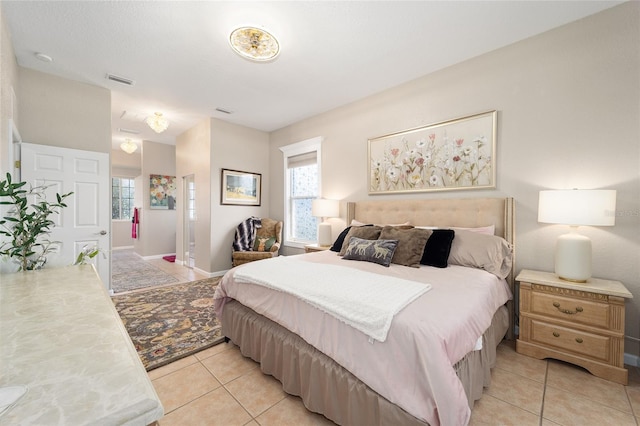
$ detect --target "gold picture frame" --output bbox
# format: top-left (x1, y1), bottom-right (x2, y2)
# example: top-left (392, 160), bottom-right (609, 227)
top-left (221, 168), bottom-right (262, 206)
top-left (368, 110), bottom-right (497, 194)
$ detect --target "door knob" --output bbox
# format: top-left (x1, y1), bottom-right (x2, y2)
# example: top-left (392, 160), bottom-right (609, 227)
top-left (99, 230), bottom-right (107, 236)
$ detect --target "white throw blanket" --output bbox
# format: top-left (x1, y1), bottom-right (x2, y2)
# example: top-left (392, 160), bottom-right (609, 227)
top-left (233, 256), bottom-right (431, 342)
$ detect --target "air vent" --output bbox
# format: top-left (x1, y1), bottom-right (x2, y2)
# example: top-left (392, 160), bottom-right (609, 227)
top-left (118, 128), bottom-right (140, 135)
top-left (106, 73), bottom-right (135, 86)
top-left (216, 107), bottom-right (233, 115)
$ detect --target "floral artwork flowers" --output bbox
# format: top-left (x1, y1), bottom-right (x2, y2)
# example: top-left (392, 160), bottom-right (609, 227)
top-left (369, 111), bottom-right (496, 194)
top-left (150, 175), bottom-right (177, 209)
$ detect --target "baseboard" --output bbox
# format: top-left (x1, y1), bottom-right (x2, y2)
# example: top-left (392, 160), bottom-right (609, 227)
top-left (140, 253), bottom-right (174, 261)
top-left (207, 268), bottom-right (229, 278)
top-left (624, 353), bottom-right (640, 367)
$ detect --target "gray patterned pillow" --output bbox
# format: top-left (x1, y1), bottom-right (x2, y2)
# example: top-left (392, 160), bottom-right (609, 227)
top-left (338, 225), bottom-right (383, 256)
top-left (342, 237), bottom-right (399, 267)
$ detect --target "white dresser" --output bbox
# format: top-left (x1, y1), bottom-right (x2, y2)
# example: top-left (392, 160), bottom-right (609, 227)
top-left (0, 265), bottom-right (163, 425)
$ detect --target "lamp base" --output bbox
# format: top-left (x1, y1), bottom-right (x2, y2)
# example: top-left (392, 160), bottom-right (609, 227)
top-left (555, 229), bottom-right (592, 283)
top-left (317, 222), bottom-right (333, 247)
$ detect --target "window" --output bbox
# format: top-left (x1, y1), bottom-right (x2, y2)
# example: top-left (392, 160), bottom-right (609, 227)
top-left (280, 137), bottom-right (322, 248)
top-left (112, 177), bottom-right (135, 220)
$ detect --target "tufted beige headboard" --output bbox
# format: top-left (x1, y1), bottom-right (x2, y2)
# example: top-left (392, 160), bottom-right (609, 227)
top-left (346, 197), bottom-right (516, 338)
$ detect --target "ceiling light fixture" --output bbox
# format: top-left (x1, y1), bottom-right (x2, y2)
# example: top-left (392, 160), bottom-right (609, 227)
top-left (120, 138), bottom-right (138, 154)
top-left (229, 26), bottom-right (279, 62)
top-left (145, 112), bottom-right (169, 133)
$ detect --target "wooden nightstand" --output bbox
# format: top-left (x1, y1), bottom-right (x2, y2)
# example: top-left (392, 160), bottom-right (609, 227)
top-left (516, 269), bottom-right (633, 385)
top-left (304, 244), bottom-right (331, 253)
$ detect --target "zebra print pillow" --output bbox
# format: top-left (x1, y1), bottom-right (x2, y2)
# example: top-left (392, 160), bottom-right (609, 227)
top-left (342, 237), bottom-right (398, 267)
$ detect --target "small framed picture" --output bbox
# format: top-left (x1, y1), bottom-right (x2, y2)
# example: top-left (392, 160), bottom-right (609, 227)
top-left (221, 169), bottom-right (262, 206)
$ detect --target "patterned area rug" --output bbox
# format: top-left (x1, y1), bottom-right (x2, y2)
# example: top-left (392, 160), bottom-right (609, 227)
top-left (112, 249), bottom-right (178, 293)
top-left (112, 277), bottom-right (224, 371)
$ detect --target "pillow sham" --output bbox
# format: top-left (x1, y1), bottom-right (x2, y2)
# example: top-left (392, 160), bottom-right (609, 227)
top-left (416, 224), bottom-right (495, 235)
top-left (452, 224), bottom-right (495, 235)
top-left (379, 226), bottom-right (432, 268)
top-left (351, 219), bottom-right (411, 227)
top-left (330, 224), bottom-right (374, 252)
top-left (420, 229), bottom-right (455, 268)
top-left (338, 226), bottom-right (382, 256)
top-left (342, 237), bottom-right (398, 267)
top-left (448, 230), bottom-right (513, 279)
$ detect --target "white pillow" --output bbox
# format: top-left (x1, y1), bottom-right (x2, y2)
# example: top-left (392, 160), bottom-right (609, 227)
top-left (452, 225), bottom-right (495, 235)
top-left (350, 219), bottom-right (411, 227)
top-left (414, 224), bottom-right (495, 235)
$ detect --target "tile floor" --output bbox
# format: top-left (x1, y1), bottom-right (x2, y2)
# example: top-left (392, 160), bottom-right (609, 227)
top-left (148, 340), bottom-right (640, 426)
top-left (124, 256), bottom-right (640, 425)
top-left (111, 248), bottom-right (210, 296)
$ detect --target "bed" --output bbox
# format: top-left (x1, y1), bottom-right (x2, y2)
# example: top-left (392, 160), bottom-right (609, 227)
top-left (214, 197), bottom-right (515, 426)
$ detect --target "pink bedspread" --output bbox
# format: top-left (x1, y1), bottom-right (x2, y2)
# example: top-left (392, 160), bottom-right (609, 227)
top-left (213, 251), bottom-right (512, 426)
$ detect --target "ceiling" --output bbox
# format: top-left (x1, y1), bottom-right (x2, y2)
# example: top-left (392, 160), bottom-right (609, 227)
top-left (3, 1), bottom-right (623, 151)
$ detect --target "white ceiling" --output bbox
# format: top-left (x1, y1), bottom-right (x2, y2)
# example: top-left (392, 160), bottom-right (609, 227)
top-left (3, 1), bottom-right (623, 150)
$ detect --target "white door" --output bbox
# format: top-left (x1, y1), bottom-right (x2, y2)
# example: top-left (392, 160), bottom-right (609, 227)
top-left (20, 143), bottom-right (111, 289)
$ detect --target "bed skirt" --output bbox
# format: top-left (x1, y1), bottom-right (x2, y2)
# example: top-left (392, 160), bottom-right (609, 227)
top-left (222, 300), bottom-right (509, 426)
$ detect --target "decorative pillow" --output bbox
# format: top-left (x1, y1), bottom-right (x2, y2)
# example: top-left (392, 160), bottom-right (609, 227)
top-left (379, 226), bottom-right (432, 268)
top-left (330, 224), bottom-right (374, 252)
top-left (254, 237), bottom-right (276, 252)
top-left (338, 226), bottom-right (383, 256)
top-left (342, 237), bottom-right (398, 267)
top-left (420, 229), bottom-right (455, 268)
top-left (448, 230), bottom-right (513, 279)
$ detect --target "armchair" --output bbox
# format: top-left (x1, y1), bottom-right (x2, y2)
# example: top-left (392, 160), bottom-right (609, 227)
top-left (232, 217), bottom-right (283, 267)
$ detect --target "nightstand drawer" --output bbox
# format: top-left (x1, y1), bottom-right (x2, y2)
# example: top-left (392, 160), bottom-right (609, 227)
top-left (530, 319), bottom-right (610, 362)
top-left (530, 291), bottom-right (609, 329)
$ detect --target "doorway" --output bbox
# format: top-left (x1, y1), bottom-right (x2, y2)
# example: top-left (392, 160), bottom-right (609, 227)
top-left (183, 174), bottom-right (196, 268)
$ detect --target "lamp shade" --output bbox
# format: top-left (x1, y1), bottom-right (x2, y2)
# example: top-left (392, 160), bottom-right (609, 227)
top-left (538, 189), bottom-right (616, 282)
top-left (538, 189), bottom-right (616, 227)
top-left (311, 199), bottom-right (339, 218)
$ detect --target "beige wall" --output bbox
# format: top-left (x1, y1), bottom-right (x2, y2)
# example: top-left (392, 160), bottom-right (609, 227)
top-left (136, 140), bottom-right (176, 257)
top-left (0, 4), bottom-right (19, 176)
top-left (210, 118), bottom-right (270, 273)
top-left (176, 118), bottom-right (212, 274)
top-left (176, 118), bottom-right (269, 275)
top-left (17, 68), bottom-right (110, 153)
top-left (269, 3), bottom-right (640, 356)
top-left (111, 150), bottom-right (141, 249)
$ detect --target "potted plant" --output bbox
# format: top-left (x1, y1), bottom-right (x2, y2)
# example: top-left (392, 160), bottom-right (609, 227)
top-left (0, 173), bottom-right (73, 271)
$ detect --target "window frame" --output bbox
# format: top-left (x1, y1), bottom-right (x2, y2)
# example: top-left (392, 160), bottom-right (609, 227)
top-left (279, 136), bottom-right (323, 249)
top-left (111, 176), bottom-right (135, 221)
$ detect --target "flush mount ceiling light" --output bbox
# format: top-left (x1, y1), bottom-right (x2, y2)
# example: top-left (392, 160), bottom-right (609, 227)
top-left (145, 112), bottom-right (169, 133)
top-left (229, 26), bottom-right (279, 62)
top-left (120, 138), bottom-right (138, 154)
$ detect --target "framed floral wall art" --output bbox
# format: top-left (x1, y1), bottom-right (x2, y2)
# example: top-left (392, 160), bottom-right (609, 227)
top-left (368, 110), bottom-right (497, 194)
top-left (150, 174), bottom-right (177, 210)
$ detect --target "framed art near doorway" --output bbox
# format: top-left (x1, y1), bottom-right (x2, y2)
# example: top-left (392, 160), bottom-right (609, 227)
top-left (221, 168), bottom-right (262, 206)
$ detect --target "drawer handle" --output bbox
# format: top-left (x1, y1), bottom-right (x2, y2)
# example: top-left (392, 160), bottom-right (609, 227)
top-left (553, 332), bottom-right (560, 338)
top-left (552, 302), bottom-right (584, 315)
top-left (575, 338), bottom-right (584, 344)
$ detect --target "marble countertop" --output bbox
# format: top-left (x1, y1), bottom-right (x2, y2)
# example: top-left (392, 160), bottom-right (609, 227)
top-left (516, 269), bottom-right (633, 299)
top-left (0, 265), bottom-right (163, 425)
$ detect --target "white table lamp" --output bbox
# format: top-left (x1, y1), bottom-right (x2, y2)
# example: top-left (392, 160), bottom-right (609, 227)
top-left (312, 199), bottom-right (339, 247)
top-left (538, 189), bottom-right (616, 282)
